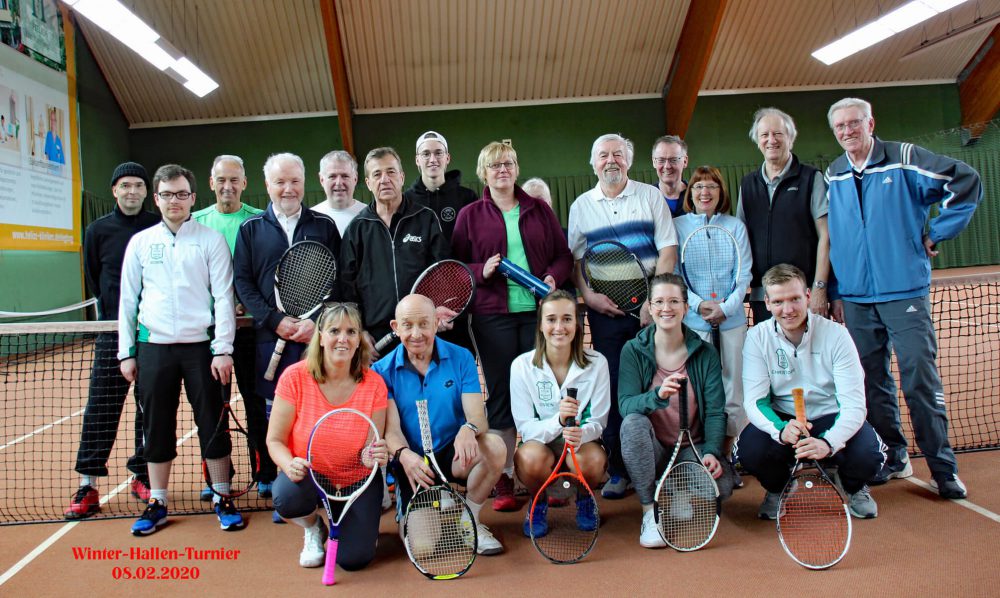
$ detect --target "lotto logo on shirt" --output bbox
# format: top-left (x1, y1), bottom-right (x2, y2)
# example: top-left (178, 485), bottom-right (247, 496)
top-left (402, 234), bottom-right (422, 243)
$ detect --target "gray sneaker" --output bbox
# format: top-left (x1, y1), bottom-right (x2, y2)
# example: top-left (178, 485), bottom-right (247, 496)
top-left (757, 491), bottom-right (781, 520)
top-left (870, 456), bottom-right (913, 485)
top-left (848, 485), bottom-right (878, 519)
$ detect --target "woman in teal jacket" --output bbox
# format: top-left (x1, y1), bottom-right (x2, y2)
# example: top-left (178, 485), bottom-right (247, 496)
top-left (618, 273), bottom-right (734, 548)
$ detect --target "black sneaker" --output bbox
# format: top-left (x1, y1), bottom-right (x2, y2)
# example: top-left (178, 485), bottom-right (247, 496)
top-left (930, 474), bottom-right (967, 499)
top-left (869, 456), bottom-right (913, 485)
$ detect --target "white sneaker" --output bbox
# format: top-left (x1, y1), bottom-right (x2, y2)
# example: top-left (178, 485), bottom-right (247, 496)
top-left (299, 518), bottom-right (327, 568)
top-left (640, 509), bottom-right (666, 549)
top-left (475, 523), bottom-right (504, 555)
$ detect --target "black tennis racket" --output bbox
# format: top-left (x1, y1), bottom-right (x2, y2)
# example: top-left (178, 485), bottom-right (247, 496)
top-left (203, 384), bottom-right (260, 499)
top-left (374, 260), bottom-right (476, 352)
top-left (653, 377), bottom-right (721, 551)
top-left (529, 388), bottom-right (599, 564)
top-left (582, 240), bottom-right (649, 320)
top-left (679, 224), bottom-right (740, 353)
top-left (776, 388), bottom-right (852, 570)
top-left (403, 399), bottom-right (477, 580)
top-left (264, 241), bottom-right (337, 380)
top-left (307, 408), bottom-right (381, 585)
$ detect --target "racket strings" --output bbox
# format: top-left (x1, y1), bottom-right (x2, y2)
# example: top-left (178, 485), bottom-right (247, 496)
top-left (585, 246), bottom-right (648, 309)
top-left (308, 416), bottom-right (377, 497)
top-left (205, 429), bottom-right (258, 497)
top-left (405, 487), bottom-right (476, 576)
top-left (414, 262), bottom-right (474, 313)
top-left (532, 475), bottom-right (598, 563)
top-left (656, 462), bottom-right (719, 550)
top-left (778, 474), bottom-right (850, 568)
top-left (681, 229), bottom-right (738, 300)
top-left (278, 245), bottom-right (337, 315)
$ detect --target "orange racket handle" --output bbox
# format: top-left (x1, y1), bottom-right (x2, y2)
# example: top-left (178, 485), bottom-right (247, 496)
top-left (792, 387), bottom-right (806, 425)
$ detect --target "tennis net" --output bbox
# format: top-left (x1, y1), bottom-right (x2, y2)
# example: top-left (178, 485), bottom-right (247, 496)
top-left (1, 320), bottom-right (271, 525)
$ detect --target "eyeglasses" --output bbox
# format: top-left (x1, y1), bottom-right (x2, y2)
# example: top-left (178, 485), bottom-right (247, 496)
top-left (418, 150), bottom-right (446, 160)
top-left (653, 157), bottom-right (685, 166)
top-left (650, 298), bottom-right (685, 309)
top-left (691, 184), bottom-right (720, 192)
top-left (117, 182), bottom-right (145, 192)
top-left (487, 161), bottom-right (517, 172)
top-left (156, 191), bottom-right (192, 201)
top-left (834, 118), bottom-right (866, 134)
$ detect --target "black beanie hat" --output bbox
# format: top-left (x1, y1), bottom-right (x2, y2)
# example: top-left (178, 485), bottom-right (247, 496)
top-left (111, 162), bottom-right (150, 189)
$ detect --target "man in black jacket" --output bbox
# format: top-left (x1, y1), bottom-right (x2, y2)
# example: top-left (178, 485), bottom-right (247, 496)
top-left (341, 147), bottom-right (450, 356)
top-left (65, 162), bottom-right (160, 519)
top-left (403, 131), bottom-right (476, 242)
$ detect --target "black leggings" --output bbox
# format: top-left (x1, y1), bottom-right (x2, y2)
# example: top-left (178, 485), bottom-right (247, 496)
top-left (272, 470), bottom-right (383, 571)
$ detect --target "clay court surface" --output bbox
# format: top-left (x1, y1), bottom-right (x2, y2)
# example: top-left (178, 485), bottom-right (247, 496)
top-left (2, 265), bottom-right (999, 595)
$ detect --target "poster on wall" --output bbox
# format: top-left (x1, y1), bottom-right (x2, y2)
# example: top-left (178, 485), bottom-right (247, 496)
top-left (0, 40), bottom-right (77, 251)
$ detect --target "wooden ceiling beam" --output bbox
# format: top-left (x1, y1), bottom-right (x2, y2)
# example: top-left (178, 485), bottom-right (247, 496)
top-left (319, 0), bottom-right (355, 156)
top-left (958, 24), bottom-right (1000, 140)
top-left (662, 0), bottom-right (728, 138)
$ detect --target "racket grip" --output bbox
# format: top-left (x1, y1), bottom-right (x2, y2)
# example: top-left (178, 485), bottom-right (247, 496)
top-left (565, 387), bottom-right (578, 427)
top-left (322, 539), bottom-right (337, 585)
top-left (792, 388), bottom-right (806, 424)
top-left (374, 331), bottom-right (396, 353)
top-left (263, 339), bottom-right (286, 381)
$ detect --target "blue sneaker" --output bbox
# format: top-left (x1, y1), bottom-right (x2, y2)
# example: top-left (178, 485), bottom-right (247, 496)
top-left (272, 509), bottom-right (286, 524)
top-left (257, 481), bottom-right (273, 498)
top-left (131, 499), bottom-right (168, 536)
top-left (601, 475), bottom-right (628, 500)
top-left (200, 485), bottom-right (214, 501)
top-left (522, 499), bottom-right (548, 538)
top-left (576, 494), bottom-right (598, 531)
top-left (215, 498), bottom-right (245, 531)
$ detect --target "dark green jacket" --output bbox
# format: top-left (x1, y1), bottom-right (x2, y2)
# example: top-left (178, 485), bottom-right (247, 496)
top-left (618, 324), bottom-right (728, 458)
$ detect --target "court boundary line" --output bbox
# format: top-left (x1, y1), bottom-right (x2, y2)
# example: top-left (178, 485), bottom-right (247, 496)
top-left (0, 423), bottom-right (202, 587)
top-left (1, 408), bottom-right (86, 452)
top-left (904, 477), bottom-right (1000, 523)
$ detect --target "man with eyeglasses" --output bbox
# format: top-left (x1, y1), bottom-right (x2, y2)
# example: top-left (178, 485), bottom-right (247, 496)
top-left (652, 135), bottom-right (689, 219)
top-left (340, 147), bottom-right (451, 357)
top-left (193, 155), bottom-right (276, 502)
top-left (825, 97), bottom-right (982, 499)
top-left (738, 107), bottom-right (831, 325)
top-left (404, 131), bottom-right (477, 241)
top-left (313, 150), bottom-right (367, 236)
top-left (118, 164), bottom-right (242, 535)
top-left (568, 133), bottom-right (678, 500)
top-left (65, 162), bottom-right (160, 520)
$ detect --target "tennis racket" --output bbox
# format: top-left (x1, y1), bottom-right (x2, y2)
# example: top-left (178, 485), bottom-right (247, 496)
top-left (498, 257), bottom-right (551, 299)
top-left (403, 399), bottom-right (477, 580)
top-left (679, 224), bottom-right (740, 353)
top-left (264, 240), bottom-right (338, 380)
top-left (529, 387), bottom-right (599, 564)
top-left (582, 240), bottom-right (649, 320)
top-left (203, 384), bottom-right (260, 499)
top-left (307, 408), bottom-right (381, 585)
top-left (374, 259), bottom-right (476, 352)
top-left (776, 388), bottom-right (852, 570)
top-left (653, 377), bottom-right (721, 551)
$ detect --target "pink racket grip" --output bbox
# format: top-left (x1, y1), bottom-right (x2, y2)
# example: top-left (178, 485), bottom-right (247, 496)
top-left (322, 538), bottom-right (338, 585)
top-left (263, 339), bottom-right (286, 381)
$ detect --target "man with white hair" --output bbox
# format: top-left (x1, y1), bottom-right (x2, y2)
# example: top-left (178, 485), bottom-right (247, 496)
top-left (568, 133), bottom-right (678, 499)
top-left (738, 107), bottom-right (831, 324)
top-left (825, 97), bottom-right (982, 499)
top-left (313, 150), bottom-right (366, 236)
top-left (233, 152), bottom-right (342, 453)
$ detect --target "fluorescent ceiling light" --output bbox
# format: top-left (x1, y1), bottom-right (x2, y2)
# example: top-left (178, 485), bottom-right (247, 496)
top-left (61, 0), bottom-right (219, 97)
top-left (812, 0), bottom-right (972, 65)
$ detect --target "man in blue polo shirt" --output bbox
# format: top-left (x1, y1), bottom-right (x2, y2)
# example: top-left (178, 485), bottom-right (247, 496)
top-left (375, 294), bottom-right (506, 556)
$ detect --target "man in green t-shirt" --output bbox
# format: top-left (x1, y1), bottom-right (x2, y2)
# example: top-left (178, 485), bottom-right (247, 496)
top-left (192, 155), bottom-right (275, 500)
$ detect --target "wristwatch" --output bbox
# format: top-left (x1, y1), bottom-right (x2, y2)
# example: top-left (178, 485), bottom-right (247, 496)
top-left (463, 421), bottom-right (480, 435)
top-left (813, 280), bottom-right (827, 290)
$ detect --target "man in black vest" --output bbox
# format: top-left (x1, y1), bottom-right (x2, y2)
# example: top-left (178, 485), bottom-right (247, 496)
top-left (737, 108), bottom-right (831, 324)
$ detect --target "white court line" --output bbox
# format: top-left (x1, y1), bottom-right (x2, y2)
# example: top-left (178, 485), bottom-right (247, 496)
top-left (905, 477), bottom-right (1000, 523)
top-left (0, 409), bottom-right (86, 452)
top-left (0, 422), bottom-right (203, 587)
